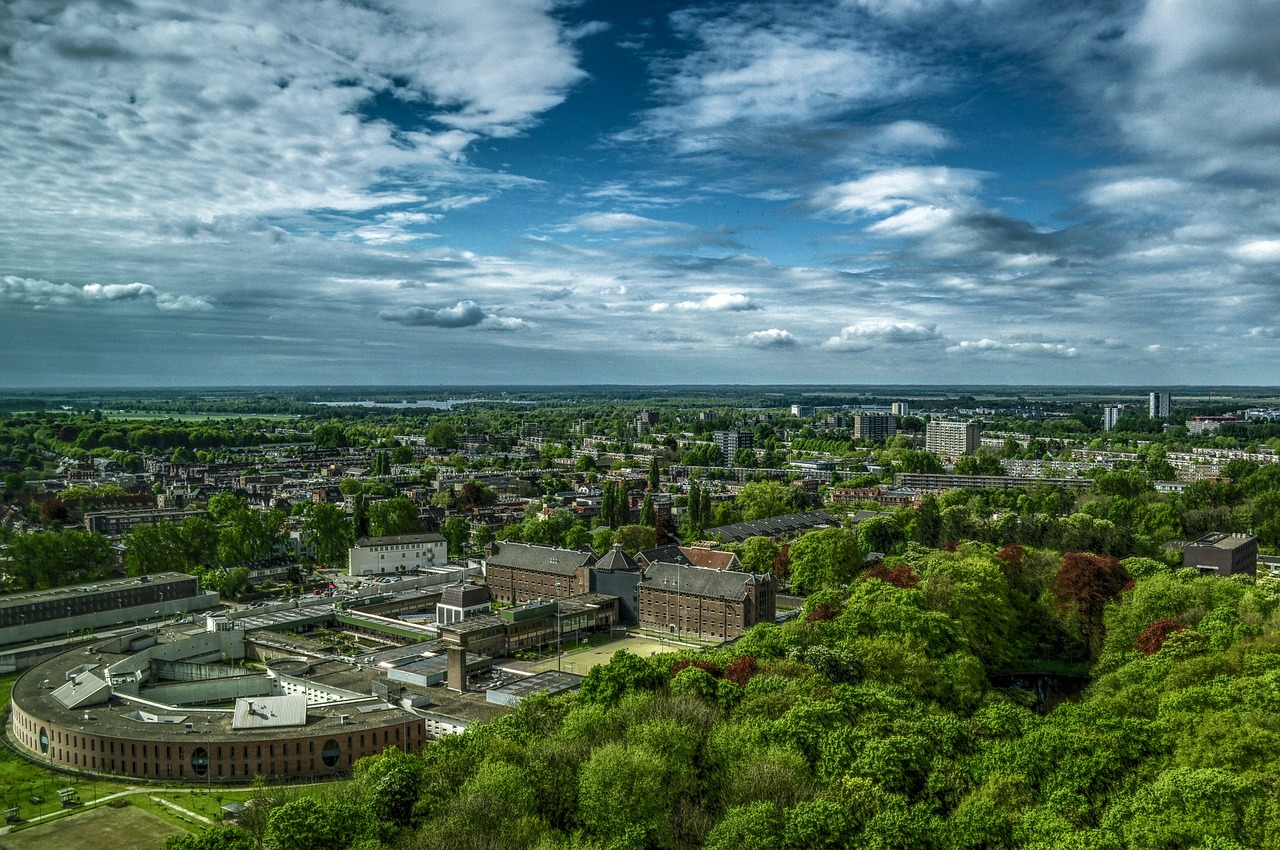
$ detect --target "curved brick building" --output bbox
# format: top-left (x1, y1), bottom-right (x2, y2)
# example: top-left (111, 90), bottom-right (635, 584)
top-left (9, 628), bottom-right (433, 783)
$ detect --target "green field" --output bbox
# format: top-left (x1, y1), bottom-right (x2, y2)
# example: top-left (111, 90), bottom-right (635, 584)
top-left (0, 802), bottom-right (185, 850)
top-left (529, 634), bottom-right (676, 676)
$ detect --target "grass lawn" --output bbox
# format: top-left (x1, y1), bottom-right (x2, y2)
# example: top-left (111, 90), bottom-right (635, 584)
top-left (529, 633), bottom-right (678, 676)
top-left (0, 802), bottom-right (185, 850)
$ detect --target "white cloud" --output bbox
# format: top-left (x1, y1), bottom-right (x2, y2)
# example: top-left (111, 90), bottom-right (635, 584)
top-left (377, 300), bottom-right (527, 331)
top-left (947, 339), bottom-right (1078, 358)
top-left (1, 275), bottom-right (209, 311)
top-left (636, 6), bottom-right (938, 152)
top-left (1230, 240), bottom-right (1280, 263)
top-left (810, 167), bottom-right (984, 219)
top-left (570, 212), bottom-right (691, 232)
top-left (821, 320), bottom-right (942, 351)
top-left (744, 328), bottom-right (797, 348)
top-left (652, 292), bottom-right (758, 312)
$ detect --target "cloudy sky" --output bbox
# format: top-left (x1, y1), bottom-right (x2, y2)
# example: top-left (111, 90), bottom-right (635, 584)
top-left (2, 0), bottom-right (1279, 387)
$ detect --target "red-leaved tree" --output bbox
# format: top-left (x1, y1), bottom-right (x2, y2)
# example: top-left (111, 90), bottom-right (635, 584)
top-left (1053, 552), bottom-right (1133, 657)
top-left (1135, 618), bottom-right (1187, 655)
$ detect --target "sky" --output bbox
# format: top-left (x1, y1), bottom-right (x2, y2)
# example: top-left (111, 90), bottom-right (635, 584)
top-left (2, 0), bottom-right (1279, 388)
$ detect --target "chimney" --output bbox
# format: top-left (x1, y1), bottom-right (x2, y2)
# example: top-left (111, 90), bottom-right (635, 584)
top-left (446, 646), bottom-right (467, 693)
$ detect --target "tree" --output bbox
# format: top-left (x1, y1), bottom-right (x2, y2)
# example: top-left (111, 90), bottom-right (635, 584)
top-left (787, 527), bottom-right (863, 592)
top-left (648, 456), bottom-right (661, 491)
top-left (1053, 552), bottom-right (1132, 657)
top-left (737, 481), bottom-right (794, 522)
top-left (639, 493), bottom-right (656, 527)
top-left (367, 496), bottom-right (422, 537)
top-left (739, 536), bottom-right (781, 573)
top-left (425, 421), bottom-right (458, 449)
top-left (578, 742), bottom-right (673, 840)
top-left (301, 502), bottom-right (352, 566)
top-left (264, 797), bottom-right (361, 850)
top-left (614, 524), bottom-right (656, 555)
top-left (913, 494), bottom-right (942, 548)
top-left (439, 517), bottom-right (470, 558)
top-left (352, 746), bottom-right (425, 829)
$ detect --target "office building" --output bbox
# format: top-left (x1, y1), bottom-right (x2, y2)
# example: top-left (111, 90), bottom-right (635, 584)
top-left (1182, 533), bottom-right (1257, 577)
top-left (1149, 392), bottom-right (1171, 419)
top-left (348, 533), bottom-right (447, 577)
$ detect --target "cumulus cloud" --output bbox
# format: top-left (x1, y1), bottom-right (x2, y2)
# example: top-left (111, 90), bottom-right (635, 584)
top-left (378, 300), bottom-right (527, 331)
top-left (947, 339), bottom-right (1078, 358)
top-left (1, 276), bottom-right (209, 311)
top-left (651, 292), bottom-right (758, 312)
top-left (822, 320), bottom-right (942, 351)
top-left (744, 328), bottom-right (797, 348)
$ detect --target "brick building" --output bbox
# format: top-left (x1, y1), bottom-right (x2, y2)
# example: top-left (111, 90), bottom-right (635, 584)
top-left (636, 561), bottom-right (775, 642)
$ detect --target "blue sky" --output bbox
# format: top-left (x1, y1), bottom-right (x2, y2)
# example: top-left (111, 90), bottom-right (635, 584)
top-left (2, 0), bottom-right (1279, 387)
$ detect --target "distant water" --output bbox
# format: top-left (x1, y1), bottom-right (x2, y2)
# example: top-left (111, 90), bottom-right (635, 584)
top-left (311, 398), bottom-right (531, 410)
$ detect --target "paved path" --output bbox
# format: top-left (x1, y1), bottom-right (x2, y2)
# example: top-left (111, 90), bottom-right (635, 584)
top-left (149, 796), bottom-right (212, 825)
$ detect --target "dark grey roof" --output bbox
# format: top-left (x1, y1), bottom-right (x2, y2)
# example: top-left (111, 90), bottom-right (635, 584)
top-left (594, 545), bottom-right (641, 572)
top-left (639, 561), bottom-right (771, 601)
top-left (636, 544), bottom-right (690, 567)
top-left (485, 542), bottom-right (595, 577)
top-left (703, 510), bottom-right (839, 543)
top-left (439, 582), bottom-right (492, 608)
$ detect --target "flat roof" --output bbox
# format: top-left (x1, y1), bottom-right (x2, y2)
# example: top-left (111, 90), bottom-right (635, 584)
top-left (11, 638), bottom-right (419, 741)
top-left (0, 572), bottom-right (197, 611)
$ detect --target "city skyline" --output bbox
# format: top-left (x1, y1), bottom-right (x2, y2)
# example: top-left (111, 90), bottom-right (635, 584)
top-left (2, 0), bottom-right (1278, 387)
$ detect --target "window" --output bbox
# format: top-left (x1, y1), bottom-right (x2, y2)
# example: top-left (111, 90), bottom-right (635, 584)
top-left (321, 739), bottom-right (341, 768)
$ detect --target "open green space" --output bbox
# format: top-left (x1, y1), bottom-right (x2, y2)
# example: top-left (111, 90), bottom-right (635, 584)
top-left (0, 801), bottom-right (184, 850)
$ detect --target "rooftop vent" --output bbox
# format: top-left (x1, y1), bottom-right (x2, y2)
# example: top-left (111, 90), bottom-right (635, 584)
top-left (340, 714), bottom-right (350, 725)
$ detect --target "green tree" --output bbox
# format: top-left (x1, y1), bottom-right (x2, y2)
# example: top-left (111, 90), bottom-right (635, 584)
top-left (439, 516), bottom-right (470, 558)
top-left (367, 496), bottom-right (423, 537)
top-left (787, 527), bottom-right (863, 592)
top-left (352, 745), bottom-right (425, 829)
top-left (737, 481), bottom-right (794, 522)
top-left (301, 502), bottom-right (352, 566)
top-left (639, 492), bottom-right (656, 526)
top-left (739, 536), bottom-right (781, 573)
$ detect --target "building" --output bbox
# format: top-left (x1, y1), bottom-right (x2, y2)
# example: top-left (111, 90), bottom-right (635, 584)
top-left (8, 630), bottom-right (440, 784)
top-left (790, 404), bottom-right (814, 417)
top-left (714, 431), bottom-right (754, 465)
top-left (1150, 392), bottom-right (1172, 419)
top-left (482, 542), bottom-right (595, 605)
top-left (636, 562), bottom-right (775, 642)
top-left (348, 533), bottom-right (447, 577)
top-left (1103, 405), bottom-right (1124, 431)
top-left (1181, 533), bottom-right (1257, 577)
top-left (894, 472), bottom-right (1094, 492)
top-left (83, 508), bottom-right (209, 537)
top-left (435, 582), bottom-right (493, 625)
top-left (0, 572), bottom-right (218, 647)
top-left (851, 413), bottom-right (897, 441)
top-left (634, 410), bottom-right (660, 432)
top-left (891, 402), bottom-right (910, 416)
top-left (925, 420), bottom-right (981, 458)
top-left (701, 510), bottom-right (839, 544)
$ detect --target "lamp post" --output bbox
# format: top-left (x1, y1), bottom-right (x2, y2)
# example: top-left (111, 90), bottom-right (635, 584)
top-left (554, 582), bottom-right (562, 672)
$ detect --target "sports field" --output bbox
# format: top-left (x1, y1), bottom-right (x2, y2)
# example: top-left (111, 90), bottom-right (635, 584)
top-left (528, 634), bottom-right (684, 675)
top-left (0, 804), bottom-right (184, 850)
